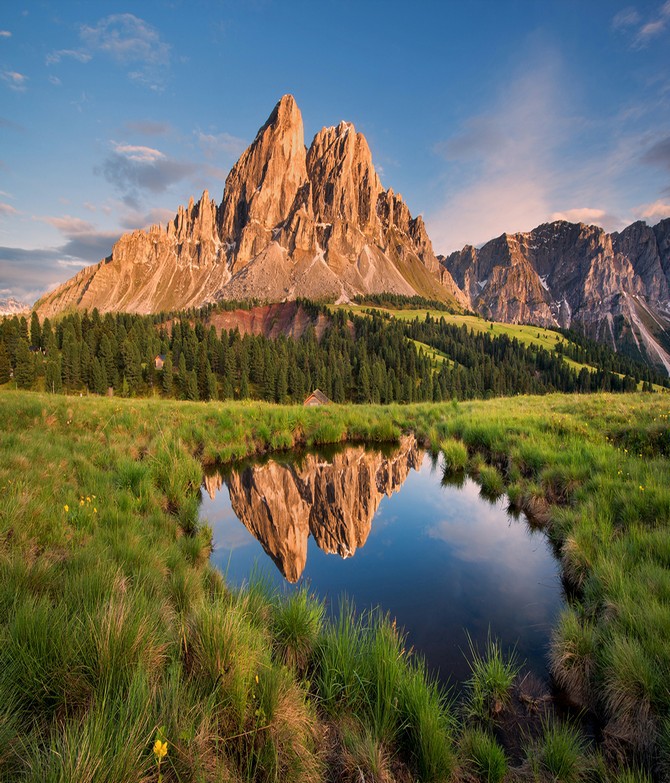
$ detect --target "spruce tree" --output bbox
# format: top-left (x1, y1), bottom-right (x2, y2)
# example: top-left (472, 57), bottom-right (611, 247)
top-left (30, 312), bottom-right (41, 351)
top-left (14, 338), bottom-right (35, 389)
top-left (162, 354), bottom-right (173, 396)
top-left (0, 343), bottom-right (10, 384)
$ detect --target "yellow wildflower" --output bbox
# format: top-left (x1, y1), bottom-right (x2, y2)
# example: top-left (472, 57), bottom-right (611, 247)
top-left (94, 508), bottom-right (97, 514)
top-left (153, 739), bottom-right (168, 759)
top-left (80, 499), bottom-right (85, 506)
top-left (64, 504), bottom-right (69, 512)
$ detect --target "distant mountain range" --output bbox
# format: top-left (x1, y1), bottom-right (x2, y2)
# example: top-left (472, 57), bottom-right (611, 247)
top-left (0, 297), bottom-right (29, 316)
top-left (34, 95), bottom-right (670, 373)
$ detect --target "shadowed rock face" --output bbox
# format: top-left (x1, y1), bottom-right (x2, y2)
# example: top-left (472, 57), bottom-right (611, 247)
top-left (36, 95), bottom-right (465, 318)
top-left (204, 435), bottom-right (423, 582)
top-left (441, 219), bottom-right (670, 373)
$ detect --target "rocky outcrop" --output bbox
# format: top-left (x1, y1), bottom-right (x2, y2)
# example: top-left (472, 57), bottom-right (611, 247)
top-left (441, 219), bottom-right (670, 373)
top-left (215, 435), bottom-right (423, 582)
top-left (35, 96), bottom-right (465, 318)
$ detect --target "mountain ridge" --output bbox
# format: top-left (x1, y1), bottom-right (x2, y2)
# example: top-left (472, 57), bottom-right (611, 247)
top-left (35, 95), bottom-right (465, 318)
top-left (439, 218), bottom-right (670, 373)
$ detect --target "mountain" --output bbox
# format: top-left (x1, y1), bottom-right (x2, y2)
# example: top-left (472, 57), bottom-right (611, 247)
top-left (0, 297), bottom-right (29, 316)
top-left (35, 95), bottom-right (465, 318)
top-left (440, 219), bottom-right (670, 373)
top-left (204, 435), bottom-right (422, 582)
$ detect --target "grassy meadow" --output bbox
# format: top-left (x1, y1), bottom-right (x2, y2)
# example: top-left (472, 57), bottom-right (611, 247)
top-left (0, 389), bottom-right (669, 782)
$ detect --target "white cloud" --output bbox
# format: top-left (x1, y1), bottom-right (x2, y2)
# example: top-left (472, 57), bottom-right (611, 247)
top-left (550, 207), bottom-right (624, 232)
top-left (112, 142), bottom-right (165, 163)
top-left (633, 200), bottom-right (670, 221)
top-left (1, 71), bottom-right (28, 92)
top-left (48, 75), bottom-right (62, 87)
top-left (46, 49), bottom-right (92, 66)
top-left (0, 30), bottom-right (11, 38)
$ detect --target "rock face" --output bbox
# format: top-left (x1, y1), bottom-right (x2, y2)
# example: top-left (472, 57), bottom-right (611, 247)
top-left (207, 436), bottom-right (423, 582)
top-left (441, 219), bottom-right (670, 373)
top-left (35, 95), bottom-right (465, 318)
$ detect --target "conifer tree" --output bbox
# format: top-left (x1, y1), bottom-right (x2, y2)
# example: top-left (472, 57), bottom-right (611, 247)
top-left (162, 354), bottom-right (173, 396)
top-left (30, 312), bottom-right (41, 351)
top-left (0, 343), bottom-right (10, 385)
top-left (14, 338), bottom-right (35, 389)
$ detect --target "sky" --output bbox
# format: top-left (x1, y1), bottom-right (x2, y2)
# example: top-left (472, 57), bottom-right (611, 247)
top-left (1, 0), bottom-right (669, 305)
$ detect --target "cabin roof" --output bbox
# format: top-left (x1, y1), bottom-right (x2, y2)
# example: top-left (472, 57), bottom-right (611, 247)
top-left (304, 388), bottom-right (330, 405)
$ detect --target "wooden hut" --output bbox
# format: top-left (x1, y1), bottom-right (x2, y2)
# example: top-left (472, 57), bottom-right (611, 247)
top-left (303, 389), bottom-right (331, 406)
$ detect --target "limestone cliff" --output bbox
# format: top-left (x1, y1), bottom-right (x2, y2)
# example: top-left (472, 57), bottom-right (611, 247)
top-left (35, 96), bottom-right (465, 318)
top-left (217, 436), bottom-right (423, 582)
top-left (441, 219), bottom-right (670, 373)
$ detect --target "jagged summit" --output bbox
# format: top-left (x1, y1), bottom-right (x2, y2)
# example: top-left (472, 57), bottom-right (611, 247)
top-left (440, 217), bottom-right (670, 373)
top-left (35, 95), bottom-right (465, 318)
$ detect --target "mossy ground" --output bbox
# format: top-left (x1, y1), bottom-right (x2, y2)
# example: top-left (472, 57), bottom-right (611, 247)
top-left (0, 390), bottom-right (669, 781)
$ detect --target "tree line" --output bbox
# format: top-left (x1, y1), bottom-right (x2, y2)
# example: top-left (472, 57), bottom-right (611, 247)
top-left (0, 301), bottom-right (665, 403)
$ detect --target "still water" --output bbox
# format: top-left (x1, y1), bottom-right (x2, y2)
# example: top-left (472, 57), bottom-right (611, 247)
top-left (200, 436), bottom-right (563, 685)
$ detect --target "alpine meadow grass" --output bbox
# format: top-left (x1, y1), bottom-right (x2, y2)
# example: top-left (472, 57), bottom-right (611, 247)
top-left (0, 389), bottom-right (669, 780)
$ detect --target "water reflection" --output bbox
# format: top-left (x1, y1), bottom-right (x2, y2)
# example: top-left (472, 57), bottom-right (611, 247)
top-left (201, 439), bottom-right (562, 683)
top-left (203, 435), bottom-right (422, 582)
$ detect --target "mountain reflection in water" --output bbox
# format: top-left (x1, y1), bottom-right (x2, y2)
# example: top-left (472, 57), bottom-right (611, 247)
top-left (203, 435), bottom-right (422, 582)
top-left (202, 438), bottom-right (562, 683)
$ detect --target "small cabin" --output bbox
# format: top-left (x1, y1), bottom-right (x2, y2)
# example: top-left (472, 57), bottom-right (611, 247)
top-left (154, 354), bottom-right (166, 370)
top-left (303, 389), bottom-right (331, 407)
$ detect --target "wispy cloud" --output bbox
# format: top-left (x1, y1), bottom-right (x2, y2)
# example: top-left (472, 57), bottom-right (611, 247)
top-left (428, 53), bottom-right (566, 251)
top-left (48, 75), bottom-right (62, 87)
top-left (112, 142), bottom-right (165, 163)
top-left (633, 199), bottom-right (670, 221)
top-left (614, 1), bottom-right (670, 47)
top-left (550, 207), bottom-right (622, 233)
top-left (97, 141), bottom-right (196, 208)
top-left (80, 14), bottom-right (170, 90)
top-left (46, 48), bottom-right (92, 66)
top-left (197, 130), bottom-right (247, 160)
top-left (0, 30), bottom-right (11, 38)
top-left (1, 71), bottom-right (28, 92)
top-left (0, 203), bottom-right (19, 216)
top-left (612, 7), bottom-right (641, 29)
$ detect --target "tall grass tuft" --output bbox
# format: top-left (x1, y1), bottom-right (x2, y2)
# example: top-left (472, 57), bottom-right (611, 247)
top-left (441, 437), bottom-right (468, 471)
top-left (549, 608), bottom-right (598, 708)
top-left (460, 727), bottom-right (508, 783)
top-left (271, 587), bottom-right (324, 674)
top-left (526, 719), bottom-right (591, 783)
top-left (464, 633), bottom-right (520, 722)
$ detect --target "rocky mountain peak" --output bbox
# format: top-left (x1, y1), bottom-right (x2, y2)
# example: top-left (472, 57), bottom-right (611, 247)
top-left (35, 95), bottom-right (471, 317)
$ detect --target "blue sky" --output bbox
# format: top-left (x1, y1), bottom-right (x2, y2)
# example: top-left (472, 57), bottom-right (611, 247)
top-left (1, 0), bottom-right (669, 304)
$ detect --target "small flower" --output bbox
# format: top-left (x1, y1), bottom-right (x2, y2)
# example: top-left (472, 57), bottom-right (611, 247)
top-left (93, 508), bottom-right (97, 514)
top-left (80, 499), bottom-right (85, 506)
top-left (64, 504), bottom-right (69, 512)
top-left (639, 485), bottom-right (645, 492)
top-left (255, 674), bottom-right (259, 684)
top-left (153, 739), bottom-right (168, 759)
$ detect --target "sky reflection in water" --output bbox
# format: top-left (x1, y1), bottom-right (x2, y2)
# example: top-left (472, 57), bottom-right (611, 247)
top-left (202, 446), bottom-right (562, 685)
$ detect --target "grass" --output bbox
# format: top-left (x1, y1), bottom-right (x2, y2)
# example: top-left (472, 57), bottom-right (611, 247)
top-left (464, 634), bottom-right (520, 722)
top-left (460, 728), bottom-right (508, 783)
top-left (1, 389), bottom-right (670, 780)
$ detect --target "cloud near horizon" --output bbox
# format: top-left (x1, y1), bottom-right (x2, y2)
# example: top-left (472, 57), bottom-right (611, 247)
top-left (427, 54), bottom-right (568, 252)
